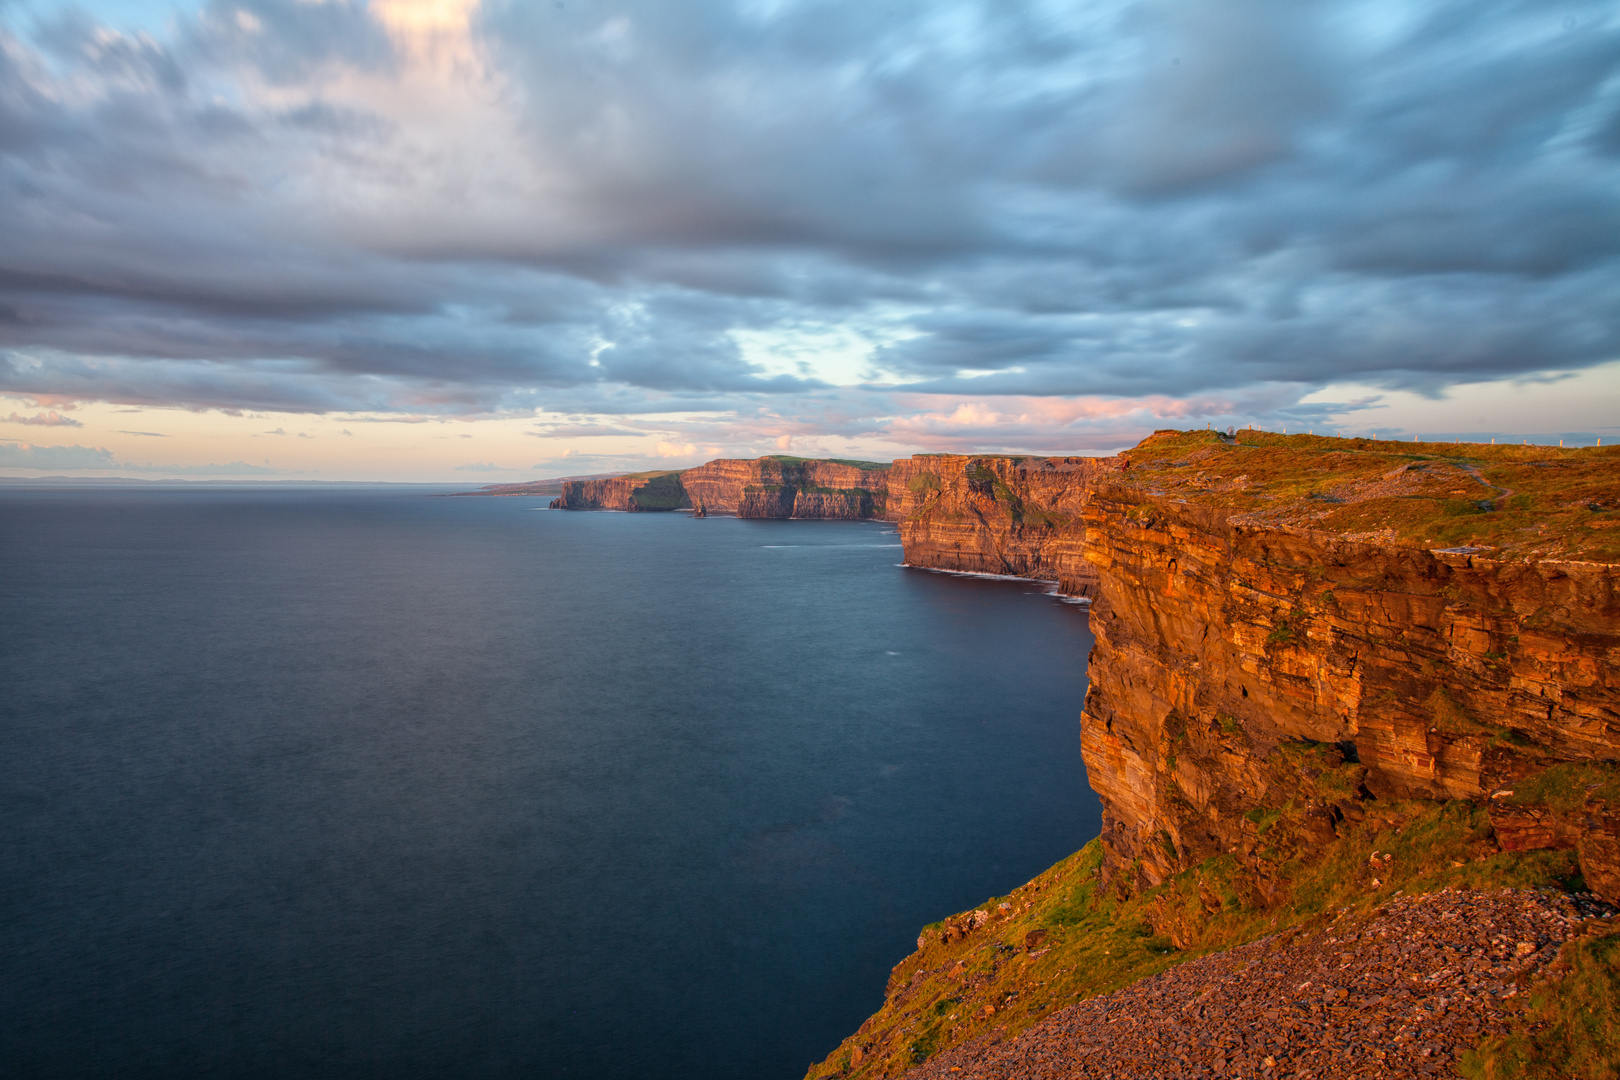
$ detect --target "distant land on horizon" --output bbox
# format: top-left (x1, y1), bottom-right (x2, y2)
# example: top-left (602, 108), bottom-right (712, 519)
top-left (459, 472), bottom-right (634, 496)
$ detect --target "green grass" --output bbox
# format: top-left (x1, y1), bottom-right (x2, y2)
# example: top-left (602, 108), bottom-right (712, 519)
top-left (1462, 932), bottom-right (1620, 1080)
top-left (806, 791), bottom-right (1588, 1080)
top-left (758, 454), bottom-right (889, 470)
top-left (628, 471), bottom-right (689, 510)
top-left (1506, 762), bottom-right (1620, 813)
top-left (1117, 429), bottom-right (1620, 562)
top-left (907, 471), bottom-right (940, 494)
top-left (1264, 621), bottom-right (1296, 647)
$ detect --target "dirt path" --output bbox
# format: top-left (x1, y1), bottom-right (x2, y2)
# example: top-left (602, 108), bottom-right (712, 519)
top-left (1460, 464), bottom-right (1514, 509)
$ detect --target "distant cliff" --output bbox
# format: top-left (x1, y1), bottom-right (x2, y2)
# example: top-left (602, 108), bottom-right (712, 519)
top-left (536, 456), bottom-right (890, 517)
top-left (540, 455), bottom-right (1119, 595)
top-left (887, 455), bottom-right (1120, 597)
top-left (547, 471), bottom-right (688, 511)
top-left (682, 457), bottom-right (889, 518)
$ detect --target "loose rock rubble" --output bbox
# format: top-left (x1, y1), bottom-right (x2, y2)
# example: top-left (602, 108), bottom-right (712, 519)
top-left (906, 889), bottom-right (1614, 1080)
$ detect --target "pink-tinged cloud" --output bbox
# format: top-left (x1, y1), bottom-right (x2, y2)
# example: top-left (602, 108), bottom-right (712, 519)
top-left (4, 411), bottom-right (82, 428)
top-left (875, 391), bottom-right (1313, 453)
top-left (0, 441), bottom-right (114, 469)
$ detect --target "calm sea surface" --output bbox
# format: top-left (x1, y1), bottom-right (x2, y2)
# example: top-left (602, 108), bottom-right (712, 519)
top-left (0, 488), bottom-right (1100, 1080)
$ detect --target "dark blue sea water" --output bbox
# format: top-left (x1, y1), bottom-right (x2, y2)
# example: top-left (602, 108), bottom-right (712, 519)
top-left (0, 488), bottom-right (1100, 1080)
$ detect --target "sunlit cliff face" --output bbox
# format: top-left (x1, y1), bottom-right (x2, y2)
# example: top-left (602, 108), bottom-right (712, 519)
top-left (0, 0), bottom-right (1616, 479)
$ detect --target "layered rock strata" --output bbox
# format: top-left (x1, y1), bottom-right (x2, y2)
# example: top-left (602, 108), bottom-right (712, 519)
top-left (1078, 431), bottom-right (1620, 895)
top-left (542, 456), bottom-right (890, 517)
top-left (535, 453), bottom-right (1124, 595)
top-left (547, 471), bottom-right (687, 511)
top-left (887, 455), bottom-right (1121, 597)
top-left (682, 457), bottom-right (889, 518)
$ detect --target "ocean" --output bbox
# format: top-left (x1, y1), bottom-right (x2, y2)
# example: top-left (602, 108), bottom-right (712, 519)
top-left (0, 487), bottom-right (1100, 1079)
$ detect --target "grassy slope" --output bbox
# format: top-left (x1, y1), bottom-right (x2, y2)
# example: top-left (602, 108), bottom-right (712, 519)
top-left (1465, 928), bottom-right (1620, 1079)
top-left (1117, 429), bottom-right (1620, 562)
top-left (758, 455), bottom-right (891, 471)
top-left (625, 470), bottom-right (689, 510)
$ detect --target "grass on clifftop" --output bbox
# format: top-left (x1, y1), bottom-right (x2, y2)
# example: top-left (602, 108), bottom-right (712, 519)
top-left (1462, 927), bottom-right (1620, 1080)
top-left (1117, 429), bottom-right (1620, 563)
top-left (757, 455), bottom-right (891, 470)
top-left (626, 470), bottom-right (689, 510)
top-left (807, 792), bottom-right (1596, 1080)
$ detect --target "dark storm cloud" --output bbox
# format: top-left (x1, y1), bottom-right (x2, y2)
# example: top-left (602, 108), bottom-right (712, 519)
top-left (0, 0), bottom-right (1614, 415)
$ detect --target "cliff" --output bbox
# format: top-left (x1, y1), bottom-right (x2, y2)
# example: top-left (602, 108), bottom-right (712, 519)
top-left (547, 470), bottom-right (688, 511)
top-left (887, 455), bottom-right (1120, 597)
top-left (1080, 429), bottom-right (1620, 896)
top-left (809, 429), bottom-right (1620, 1079)
top-left (537, 456), bottom-right (890, 516)
top-left (681, 456), bottom-right (890, 518)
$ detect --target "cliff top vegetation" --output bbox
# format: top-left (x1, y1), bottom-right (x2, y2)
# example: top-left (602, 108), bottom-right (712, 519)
top-left (753, 455), bottom-right (891, 471)
top-left (1116, 429), bottom-right (1620, 563)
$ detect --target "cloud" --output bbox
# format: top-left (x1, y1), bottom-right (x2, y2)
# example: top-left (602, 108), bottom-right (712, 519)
top-left (117, 459), bottom-right (286, 475)
top-left (4, 410), bottom-right (81, 427)
top-left (0, 441), bottom-right (115, 469)
top-left (527, 423), bottom-right (648, 438)
top-left (117, 430), bottom-right (169, 436)
top-left (0, 438), bottom-right (284, 475)
top-left (530, 451), bottom-right (658, 474)
top-left (0, 0), bottom-right (1609, 442)
top-left (452, 461), bottom-right (514, 471)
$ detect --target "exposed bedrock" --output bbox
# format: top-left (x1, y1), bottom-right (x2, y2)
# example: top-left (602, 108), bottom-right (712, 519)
top-left (546, 457), bottom-right (891, 518)
top-left (704, 458), bottom-right (889, 519)
top-left (547, 471), bottom-right (688, 511)
top-left (1078, 482), bottom-right (1620, 894)
top-left (887, 454), bottom-right (1123, 597)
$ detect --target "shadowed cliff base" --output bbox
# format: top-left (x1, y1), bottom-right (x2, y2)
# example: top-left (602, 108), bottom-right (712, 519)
top-left (805, 429), bottom-right (1620, 1079)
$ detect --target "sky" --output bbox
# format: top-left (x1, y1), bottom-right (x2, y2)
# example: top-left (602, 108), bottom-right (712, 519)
top-left (0, 0), bottom-right (1616, 481)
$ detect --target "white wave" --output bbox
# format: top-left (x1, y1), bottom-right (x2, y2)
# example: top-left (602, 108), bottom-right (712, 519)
top-left (901, 563), bottom-right (1092, 603)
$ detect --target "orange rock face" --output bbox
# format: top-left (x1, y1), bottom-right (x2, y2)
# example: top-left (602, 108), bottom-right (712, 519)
top-left (679, 459), bottom-right (762, 514)
top-left (545, 457), bottom-right (891, 517)
top-left (887, 455), bottom-right (1122, 596)
top-left (548, 472), bottom-right (686, 511)
top-left (683, 458), bottom-right (890, 519)
top-left (1077, 446), bottom-right (1620, 893)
